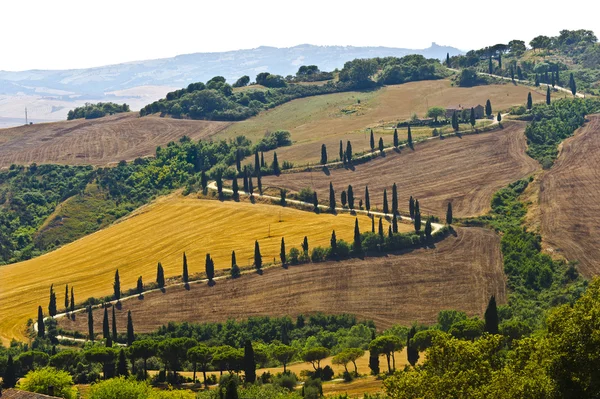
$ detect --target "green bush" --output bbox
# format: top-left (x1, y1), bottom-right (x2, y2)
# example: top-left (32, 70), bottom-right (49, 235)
top-left (288, 247), bottom-right (300, 265)
top-left (17, 367), bottom-right (77, 399)
top-left (310, 247), bottom-right (327, 262)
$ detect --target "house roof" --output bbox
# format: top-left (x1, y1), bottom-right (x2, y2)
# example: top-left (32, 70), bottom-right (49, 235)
top-left (0, 389), bottom-right (61, 399)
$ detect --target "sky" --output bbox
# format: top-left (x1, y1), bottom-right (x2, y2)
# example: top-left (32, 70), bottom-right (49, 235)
top-left (1, 0), bottom-right (598, 71)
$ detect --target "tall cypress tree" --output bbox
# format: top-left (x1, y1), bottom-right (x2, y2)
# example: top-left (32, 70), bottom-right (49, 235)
top-left (353, 218), bottom-right (362, 253)
top-left (70, 286), bottom-right (75, 313)
top-left (409, 196), bottom-right (415, 219)
top-left (280, 189), bottom-right (286, 206)
top-left (339, 140), bottom-right (344, 164)
top-left (425, 218), bottom-right (432, 240)
top-left (200, 170), bottom-right (207, 191)
top-left (527, 92), bottom-right (533, 110)
top-left (260, 152), bottom-right (265, 168)
top-left (569, 73), bottom-right (577, 96)
top-left (544, 70), bottom-right (549, 84)
top-left (280, 238), bottom-right (286, 265)
top-left (470, 107), bottom-right (476, 128)
top-left (407, 126), bottom-right (413, 149)
top-left (346, 140), bottom-right (353, 163)
top-left (313, 191), bottom-right (318, 212)
top-left (452, 111), bottom-right (458, 131)
top-left (254, 241), bottom-right (262, 271)
top-left (48, 284), bottom-right (57, 317)
top-left (243, 167), bottom-right (249, 192)
top-left (64, 284), bottom-right (69, 311)
top-left (248, 176), bottom-right (254, 195)
top-left (446, 52), bottom-right (450, 67)
top-left (407, 326), bottom-right (419, 367)
top-left (302, 236), bottom-right (309, 254)
top-left (378, 137), bottom-right (384, 152)
top-left (551, 70), bottom-right (556, 87)
top-left (3, 354), bottom-right (17, 388)
top-left (206, 254), bottom-right (215, 283)
top-left (484, 296), bottom-right (499, 334)
top-left (244, 340), bottom-right (256, 383)
top-left (498, 52), bottom-right (502, 69)
top-left (182, 252), bottom-right (189, 284)
top-left (415, 199), bottom-right (420, 215)
top-left (136, 277), bottom-right (143, 295)
top-left (341, 190), bottom-right (347, 207)
top-left (127, 310), bottom-right (135, 346)
top-left (371, 217), bottom-right (375, 233)
top-left (510, 64), bottom-right (515, 81)
top-left (216, 174), bottom-right (223, 197)
top-left (257, 173), bottom-right (262, 194)
top-left (392, 216), bottom-right (398, 234)
top-left (488, 56), bottom-right (493, 74)
top-left (446, 202), bottom-right (453, 224)
top-left (414, 211), bottom-right (421, 233)
top-left (393, 128), bottom-right (399, 148)
top-left (347, 185), bottom-right (354, 209)
top-left (232, 177), bottom-right (239, 200)
top-left (329, 182), bottom-right (336, 212)
top-left (116, 349), bottom-right (128, 377)
top-left (368, 349), bottom-right (379, 375)
top-left (370, 129), bottom-right (375, 151)
top-left (535, 73), bottom-right (540, 86)
top-left (37, 306), bottom-right (45, 338)
top-left (235, 149), bottom-right (242, 172)
top-left (156, 262), bottom-right (165, 289)
top-left (231, 251), bottom-right (240, 278)
top-left (320, 144), bottom-right (327, 165)
top-left (254, 152), bottom-right (260, 176)
top-left (88, 305), bottom-right (94, 341)
top-left (485, 99), bottom-right (492, 117)
top-left (497, 112), bottom-right (502, 123)
top-left (112, 306), bottom-right (117, 342)
top-left (365, 186), bottom-right (370, 212)
top-left (383, 189), bottom-right (389, 215)
top-left (272, 152), bottom-right (280, 175)
top-left (378, 218), bottom-right (384, 239)
top-left (103, 307), bottom-right (110, 340)
top-left (546, 85), bottom-right (551, 105)
top-left (330, 230), bottom-right (337, 256)
top-left (391, 183), bottom-right (398, 216)
top-left (114, 269), bottom-right (121, 301)
top-left (388, 225), bottom-right (393, 238)
top-left (555, 68), bottom-right (561, 86)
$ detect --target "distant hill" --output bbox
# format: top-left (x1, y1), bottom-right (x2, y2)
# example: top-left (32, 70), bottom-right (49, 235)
top-left (0, 43), bottom-right (462, 125)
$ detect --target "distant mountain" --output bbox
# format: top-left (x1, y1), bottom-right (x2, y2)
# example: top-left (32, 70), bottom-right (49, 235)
top-left (0, 43), bottom-right (463, 125)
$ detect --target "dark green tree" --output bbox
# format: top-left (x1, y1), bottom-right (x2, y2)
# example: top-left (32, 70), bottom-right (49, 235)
top-left (510, 64), bottom-right (515, 81)
top-left (484, 295), bottom-right (499, 334)
top-left (527, 92), bottom-right (533, 110)
top-left (488, 57), bottom-right (493, 74)
top-left (70, 286), bottom-right (74, 313)
top-left (103, 307), bottom-right (110, 341)
top-left (339, 140), bottom-right (344, 163)
top-left (569, 73), bottom-right (577, 95)
top-left (378, 218), bottom-right (384, 239)
top-left (535, 73), bottom-right (540, 86)
top-left (88, 305), bottom-right (94, 341)
top-left (329, 182), bottom-right (336, 212)
top-left (555, 68), bottom-right (561, 86)
top-left (244, 340), bottom-right (256, 383)
top-left (127, 310), bottom-right (134, 346)
top-left (378, 137), bottom-right (384, 152)
top-left (235, 149), bottom-right (242, 172)
top-left (552, 70), bottom-right (556, 87)
top-left (452, 111), bottom-right (459, 132)
top-left (446, 52), bottom-right (450, 67)
top-left (48, 284), bottom-right (57, 317)
top-left (546, 85), bottom-right (551, 105)
top-left (232, 177), bottom-right (239, 200)
top-left (425, 218), bottom-right (432, 240)
top-left (485, 99), bottom-right (492, 117)
top-left (409, 196), bottom-right (415, 219)
top-left (446, 202), bottom-right (453, 224)
top-left (302, 236), bottom-right (309, 254)
top-left (248, 176), bottom-right (254, 196)
top-left (347, 185), bottom-right (355, 209)
top-left (392, 216), bottom-right (398, 234)
top-left (254, 152), bottom-right (260, 176)
top-left (392, 183), bottom-right (398, 216)
top-left (407, 125), bottom-right (413, 149)
top-left (346, 140), bottom-right (353, 163)
top-left (37, 306), bottom-right (45, 338)
top-left (470, 107), bottom-right (476, 128)
top-left (280, 189), bottom-right (286, 206)
top-left (415, 199), bottom-right (420, 215)
top-left (498, 52), bottom-right (502, 69)
top-left (280, 238), bottom-right (286, 265)
top-left (117, 349), bottom-right (129, 377)
top-left (226, 378), bottom-right (239, 399)
top-left (320, 144), bottom-right (327, 165)
top-left (156, 262), bottom-right (165, 289)
top-left (257, 173), bottom-right (262, 194)
top-left (113, 269), bottom-right (121, 301)
top-left (383, 189), bottom-right (389, 214)
top-left (341, 190), bottom-right (347, 207)
top-left (231, 251), bottom-right (240, 278)
top-left (497, 112), bottom-right (502, 123)
top-left (243, 167), bottom-right (249, 192)
top-left (406, 326), bottom-right (419, 367)
top-left (353, 218), bottom-right (362, 253)
top-left (365, 186), bottom-right (370, 212)
top-left (254, 241), bottom-right (262, 271)
top-left (272, 152), bottom-right (280, 175)
top-left (517, 65), bottom-right (523, 80)
top-left (313, 191), bottom-right (318, 212)
top-left (182, 252), bottom-right (189, 284)
top-left (368, 349), bottom-right (379, 376)
top-left (371, 217), bottom-right (375, 233)
top-left (330, 230), bottom-right (337, 256)
top-left (260, 152), bottom-right (265, 168)
top-left (206, 254), bottom-right (215, 283)
top-left (414, 211), bottom-right (421, 233)
top-left (388, 225), bottom-right (393, 238)
top-left (370, 129), bottom-right (375, 151)
top-left (64, 284), bottom-right (69, 311)
top-left (136, 277), bottom-right (143, 295)
top-left (393, 128), bottom-right (399, 148)
top-left (112, 306), bottom-right (117, 342)
top-left (3, 354), bottom-right (17, 388)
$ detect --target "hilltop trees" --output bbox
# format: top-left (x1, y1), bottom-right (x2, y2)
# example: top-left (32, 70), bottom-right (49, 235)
top-left (113, 270), bottom-right (121, 301)
top-left (527, 92), bottom-right (533, 110)
top-left (49, 285), bottom-right (57, 317)
top-left (320, 144), bottom-right (327, 165)
top-left (182, 252), bottom-right (189, 284)
top-left (156, 262), bottom-right (165, 289)
top-left (254, 241), bottom-right (262, 272)
top-left (485, 100), bottom-right (492, 117)
top-left (329, 182), bottom-right (336, 212)
top-left (206, 254), bottom-right (215, 283)
top-left (365, 186), bottom-right (371, 212)
top-left (37, 306), bottom-right (45, 338)
top-left (484, 296), bottom-right (499, 334)
top-left (569, 73), bottom-right (577, 95)
top-left (353, 218), bottom-right (362, 254)
top-left (369, 335), bottom-right (403, 373)
top-left (127, 310), bottom-right (135, 346)
top-left (383, 189), bottom-right (389, 214)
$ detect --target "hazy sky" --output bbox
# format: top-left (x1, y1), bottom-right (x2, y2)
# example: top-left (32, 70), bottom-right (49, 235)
top-left (1, 0), bottom-right (598, 71)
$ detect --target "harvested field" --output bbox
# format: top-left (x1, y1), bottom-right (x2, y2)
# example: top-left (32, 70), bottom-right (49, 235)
top-left (0, 195), bottom-right (403, 342)
top-left (58, 227), bottom-right (506, 335)
top-left (263, 123), bottom-right (539, 218)
top-left (0, 113), bottom-right (229, 167)
top-left (540, 115), bottom-right (600, 277)
top-left (218, 79), bottom-right (547, 165)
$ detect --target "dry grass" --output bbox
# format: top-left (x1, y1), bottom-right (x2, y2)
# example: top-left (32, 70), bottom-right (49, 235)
top-left (58, 227), bottom-right (506, 335)
top-left (262, 123), bottom-right (539, 219)
top-left (0, 114), bottom-right (230, 167)
top-left (217, 79), bottom-right (546, 165)
top-left (0, 195), bottom-right (405, 342)
top-left (540, 115), bottom-right (600, 277)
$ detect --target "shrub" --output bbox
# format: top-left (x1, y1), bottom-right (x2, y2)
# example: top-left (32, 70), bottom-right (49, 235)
top-left (17, 367), bottom-right (77, 399)
top-left (288, 247), bottom-right (300, 265)
top-left (298, 187), bottom-right (315, 203)
top-left (343, 370), bottom-right (354, 382)
top-left (336, 240), bottom-right (351, 259)
top-left (311, 247), bottom-right (327, 262)
top-left (273, 372), bottom-right (298, 391)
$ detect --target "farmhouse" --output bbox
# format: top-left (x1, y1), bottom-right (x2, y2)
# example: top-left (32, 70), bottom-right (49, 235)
top-left (446, 104), bottom-right (485, 119)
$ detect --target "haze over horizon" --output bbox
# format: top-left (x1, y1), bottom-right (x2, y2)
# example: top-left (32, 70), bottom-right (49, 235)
top-left (1, 0), bottom-right (597, 71)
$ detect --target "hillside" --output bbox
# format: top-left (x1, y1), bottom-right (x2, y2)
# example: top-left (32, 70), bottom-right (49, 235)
top-left (57, 227), bottom-right (506, 334)
top-left (262, 123), bottom-right (539, 218)
top-left (540, 115), bottom-right (600, 277)
top-left (0, 114), bottom-right (229, 167)
top-left (0, 195), bottom-right (410, 342)
top-left (218, 79), bottom-right (547, 165)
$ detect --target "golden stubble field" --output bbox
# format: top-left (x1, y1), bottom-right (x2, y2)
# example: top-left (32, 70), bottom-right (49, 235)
top-left (0, 195), bottom-right (409, 343)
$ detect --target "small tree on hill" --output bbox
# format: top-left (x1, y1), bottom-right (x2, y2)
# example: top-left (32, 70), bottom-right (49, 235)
top-left (117, 348), bottom-right (128, 377)
top-left (409, 196), bottom-right (415, 219)
top-left (546, 85), bottom-right (551, 105)
top-left (48, 284), bottom-right (57, 317)
top-left (112, 306), bottom-right (117, 342)
top-left (339, 140), bottom-right (344, 163)
top-left (280, 238), bottom-right (286, 266)
top-left (388, 225), bottom-right (393, 238)
top-left (260, 152), bottom-right (265, 168)
top-left (254, 152), bottom-right (260, 176)
top-left (248, 176), bottom-right (254, 196)
top-left (368, 348), bottom-right (380, 376)
top-left (379, 137), bottom-right (384, 153)
top-left (370, 129), bottom-right (375, 151)
top-left (235, 149), bottom-right (242, 172)
top-left (347, 185), bottom-right (355, 209)
top-left (243, 167), bottom-right (249, 192)
top-left (527, 92), bottom-right (533, 110)
top-left (103, 307), bottom-right (110, 341)
top-left (254, 241), bottom-right (262, 271)
top-left (205, 254), bottom-right (215, 283)
top-left (280, 189), bottom-right (286, 206)
top-left (330, 230), bottom-right (337, 256)
top-left (127, 310), bottom-right (135, 346)
top-left (365, 186), bottom-right (371, 212)
top-left (470, 107), bottom-right (476, 128)
top-left (414, 211), bottom-right (421, 233)
top-left (510, 64), bottom-right (515, 81)
top-left (329, 182), bottom-right (336, 212)
top-left (3, 355), bottom-right (17, 388)
top-left (156, 262), bottom-right (165, 289)
top-left (407, 126), bottom-right (413, 149)
top-left (353, 218), bottom-right (362, 254)
top-left (216, 174), bottom-right (223, 198)
top-left (64, 284), bottom-right (69, 311)
top-left (341, 190), bottom-right (347, 207)
top-left (392, 183), bottom-right (398, 216)
top-left (272, 152), bottom-right (280, 175)
top-left (378, 218), bottom-right (384, 239)
top-left (182, 252), bottom-right (189, 284)
top-left (393, 128), bottom-right (399, 148)
top-left (535, 73), bottom-right (540, 86)
top-left (446, 52), bottom-right (450, 67)
top-left (484, 295), bottom-right (499, 334)
top-left (232, 177), bottom-right (239, 200)
top-left (517, 65), bottom-right (523, 80)
top-left (392, 215), bottom-right (398, 233)
top-left (346, 140), bottom-right (353, 163)
top-left (313, 191), bottom-right (318, 212)
top-left (114, 269), bottom-right (121, 301)
top-left (136, 277), bottom-right (143, 296)
top-left (320, 144), bottom-right (327, 165)
top-left (498, 52), bottom-right (502, 70)
top-left (302, 236), bottom-right (309, 255)
top-left (244, 340), bottom-right (256, 383)
top-left (383, 189), bottom-right (389, 214)
top-left (446, 202), bottom-right (453, 224)
top-left (497, 112), bottom-right (502, 123)
top-left (485, 99), bottom-right (492, 117)
top-left (231, 251), bottom-right (241, 278)
top-left (452, 111), bottom-right (459, 132)
top-left (371, 217), bottom-right (375, 233)
top-left (200, 170), bottom-right (207, 191)
top-left (407, 326), bottom-right (419, 366)
top-left (425, 218), bottom-right (432, 240)
top-left (70, 287), bottom-right (75, 313)
top-left (488, 56), bottom-right (493, 74)
top-left (37, 306), bottom-right (45, 338)
top-left (88, 305), bottom-right (94, 341)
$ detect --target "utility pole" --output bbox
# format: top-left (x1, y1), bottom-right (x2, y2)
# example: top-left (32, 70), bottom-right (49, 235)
top-left (25, 108), bottom-right (28, 125)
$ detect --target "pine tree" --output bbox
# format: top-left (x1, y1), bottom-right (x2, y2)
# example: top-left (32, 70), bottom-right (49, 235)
top-left (484, 295), bottom-right (499, 334)
top-left (485, 99), bottom-right (492, 117)
top-left (254, 241), bottom-right (262, 271)
top-left (112, 306), bottom-right (117, 342)
top-left (200, 170), bottom-right (207, 191)
top-left (341, 190), bottom-right (347, 207)
top-left (414, 211), bottom-right (421, 233)
top-left (330, 230), bottom-right (337, 256)
top-left (347, 185), bottom-right (354, 209)
top-left (392, 183), bottom-right (398, 216)
top-left (329, 182), bottom-right (336, 212)
top-left (339, 140), bottom-right (344, 163)
top-left (232, 177), bottom-right (239, 200)
top-left (383, 189), bottom-right (389, 214)
top-left (497, 112), bottom-right (502, 123)
top-left (378, 218), bottom-right (384, 239)
top-left (235, 149), bottom-right (242, 172)
top-left (470, 107), bottom-right (476, 128)
top-left (182, 252), bottom-right (189, 284)
top-left (114, 269), bottom-right (121, 301)
top-left (407, 126), bottom-right (413, 149)
top-left (425, 218), bottom-right (432, 240)
top-left (488, 57), bottom-right (493, 74)
top-left (409, 196), bottom-right (415, 219)
top-left (136, 277), bottom-right (143, 295)
top-left (260, 152), bottom-right (265, 168)
top-left (546, 85), bottom-right (551, 105)
top-left (280, 238), bottom-right (286, 265)
top-left (3, 354), bottom-right (17, 388)
top-left (378, 137), bottom-right (384, 152)
top-left (156, 262), bottom-right (165, 289)
top-left (365, 186), bottom-right (370, 212)
top-left (569, 73), bottom-right (577, 96)
top-left (368, 349), bottom-right (380, 375)
top-left (353, 218), bottom-right (362, 253)
top-left (37, 306), bottom-right (45, 338)
top-left (272, 152), bottom-right (280, 175)
top-left (452, 111), bottom-right (459, 131)
top-left (407, 326), bottom-right (419, 367)
top-left (346, 140), bottom-right (353, 163)
top-left (48, 284), bottom-right (57, 317)
top-left (65, 284), bottom-right (69, 311)
top-left (88, 305), bottom-right (94, 341)
top-left (70, 287), bottom-right (75, 313)
top-left (320, 144), bottom-right (327, 165)
top-left (117, 349), bottom-right (129, 377)
top-left (393, 128), bottom-right (399, 148)
top-left (244, 340), bottom-right (256, 383)
top-left (446, 52), bottom-right (450, 67)
top-left (370, 129), bottom-right (375, 151)
top-left (206, 254), bottom-right (215, 283)
top-left (527, 92), bottom-right (533, 110)
top-left (392, 216), bottom-right (398, 234)
top-left (103, 307), bottom-right (110, 340)
top-left (313, 191), bottom-right (318, 212)
top-left (127, 310), bottom-right (134, 346)
top-left (446, 202), bottom-right (453, 224)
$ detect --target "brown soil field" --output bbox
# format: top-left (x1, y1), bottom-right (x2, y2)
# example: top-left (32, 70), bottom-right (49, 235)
top-left (540, 115), bottom-right (600, 277)
top-left (0, 113), bottom-right (229, 167)
top-left (58, 227), bottom-right (506, 334)
top-left (262, 123), bottom-right (539, 218)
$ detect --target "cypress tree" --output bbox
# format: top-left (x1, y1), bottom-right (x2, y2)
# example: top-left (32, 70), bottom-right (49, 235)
top-left (329, 182), bottom-right (336, 211)
top-left (257, 173), bottom-right (262, 194)
top-left (260, 152), bottom-right (265, 168)
top-left (70, 286), bottom-right (75, 313)
top-left (544, 70), bottom-right (549, 84)
top-left (407, 326), bottom-right (419, 367)
top-left (446, 52), bottom-right (450, 67)
top-left (498, 53), bottom-right (502, 69)
top-left (88, 305), bottom-right (94, 341)
top-left (484, 295), bottom-right (499, 334)
top-left (272, 152), bottom-right (280, 175)
top-left (370, 129), bottom-right (375, 151)
top-left (393, 128), bottom-right (399, 148)
top-left (200, 170), bottom-right (207, 190)
top-left (371, 218), bottom-right (375, 233)
top-left (551, 70), bottom-right (556, 87)
top-left (248, 176), bottom-right (254, 195)
top-left (136, 277), bottom-right (143, 295)
top-left (407, 125), bottom-right (413, 149)
top-left (302, 236), bottom-right (309, 254)
top-left (320, 144), bottom-right (327, 165)
top-left (392, 183), bottom-right (398, 216)
top-left (216, 174), bottom-right (223, 197)
top-left (546, 85), bottom-right (551, 105)
top-left (368, 349), bottom-right (379, 375)
top-left (127, 310), bottom-right (134, 346)
top-left (280, 238), bottom-right (286, 265)
top-left (569, 73), bottom-right (576, 96)
top-left (347, 185), bottom-right (354, 209)
top-left (415, 199), bottom-right (420, 215)
top-left (112, 306), bottom-right (117, 342)
top-left (65, 284), bottom-right (69, 311)
top-left (535, 73), bottom-right (540, 86)
top-left (470, 107), bottom-right (476, 128)
top-left (425, 218), bottom-right (432, 240)
top-left (254, 241), bottom-right (262, 271)
top-left (383, 189), bottom-right (389, 214)
top-left (346, 141), bottom-right (353, 163)
top-left (446, 203), bottom-right (453, 224)
top-left (488, 56), bottom-right (493, 74)
top-left (414, 211), bottom-right (421, 233)
top-left (103, 307), bottom-right (110, 340)
top-left (452, 111), bottom-right (458, 131)
top-left (365, 186), bottom-right (370, 212)
top-left (409, 196), bottom-right (415, 219)
top-left (485, 99), bottom-right (492, 117)
top-left (117, 349), bottom-right (129, 377)
top-left (3, 354), bottom-right (17, 388)
top-left (243, 167), bottom-right (249, 192)
top-left (37, 306), bottom-right (45, 338)
top-left (280, 189), bottom-right (286, 206)
top-left (48, 284), bottom-right (57, 317)
top-left (497, 112), bottom-right (502, 123)
top-left (206, 254), bottom-right (215, 283)
top-left (313, 191), bottom-right (318, 212)
top-left (378, 137), bottom-right (384, 152)
top-left (510, 64), bottom-right (515, 81)
top-left (527, 92), bottom-right (533, 110)
top-left (182, 252), bottom-right (189, 284)
top-left (392, 215), bottom-right (398, 233)
top-left (114, 269), bottom-right (121, 301)
top-left (235, 149), bottom-right (242, 172)
top-left (156, 262), bottom-right (165, 289)
top-left (353, 218), bottom-right (362, 253)
top-left (378, 218), bottom-right (384, 239)
top-left (517, 65), bottom-right (523, 80)
top-left (232, 177), bottom-right (239, 200)
top-left (244, 340), bottom-right (256, 383)
top-left (254, 152), bottom-right (260, 176)
top-left (339, 140), bottom-right (344, 163)
top-left (330, 230), bottom-right (337, 256)
top-left (341, 190), bottom-right (347, 207)
top-left (226, 379), bottom-right (239, 399)
top-left (556, 69), bottom-right (561, 86)
top-left (388, 225), bottom-right (393, 238)
top-left (231, 251), bottom-right (240, 278)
